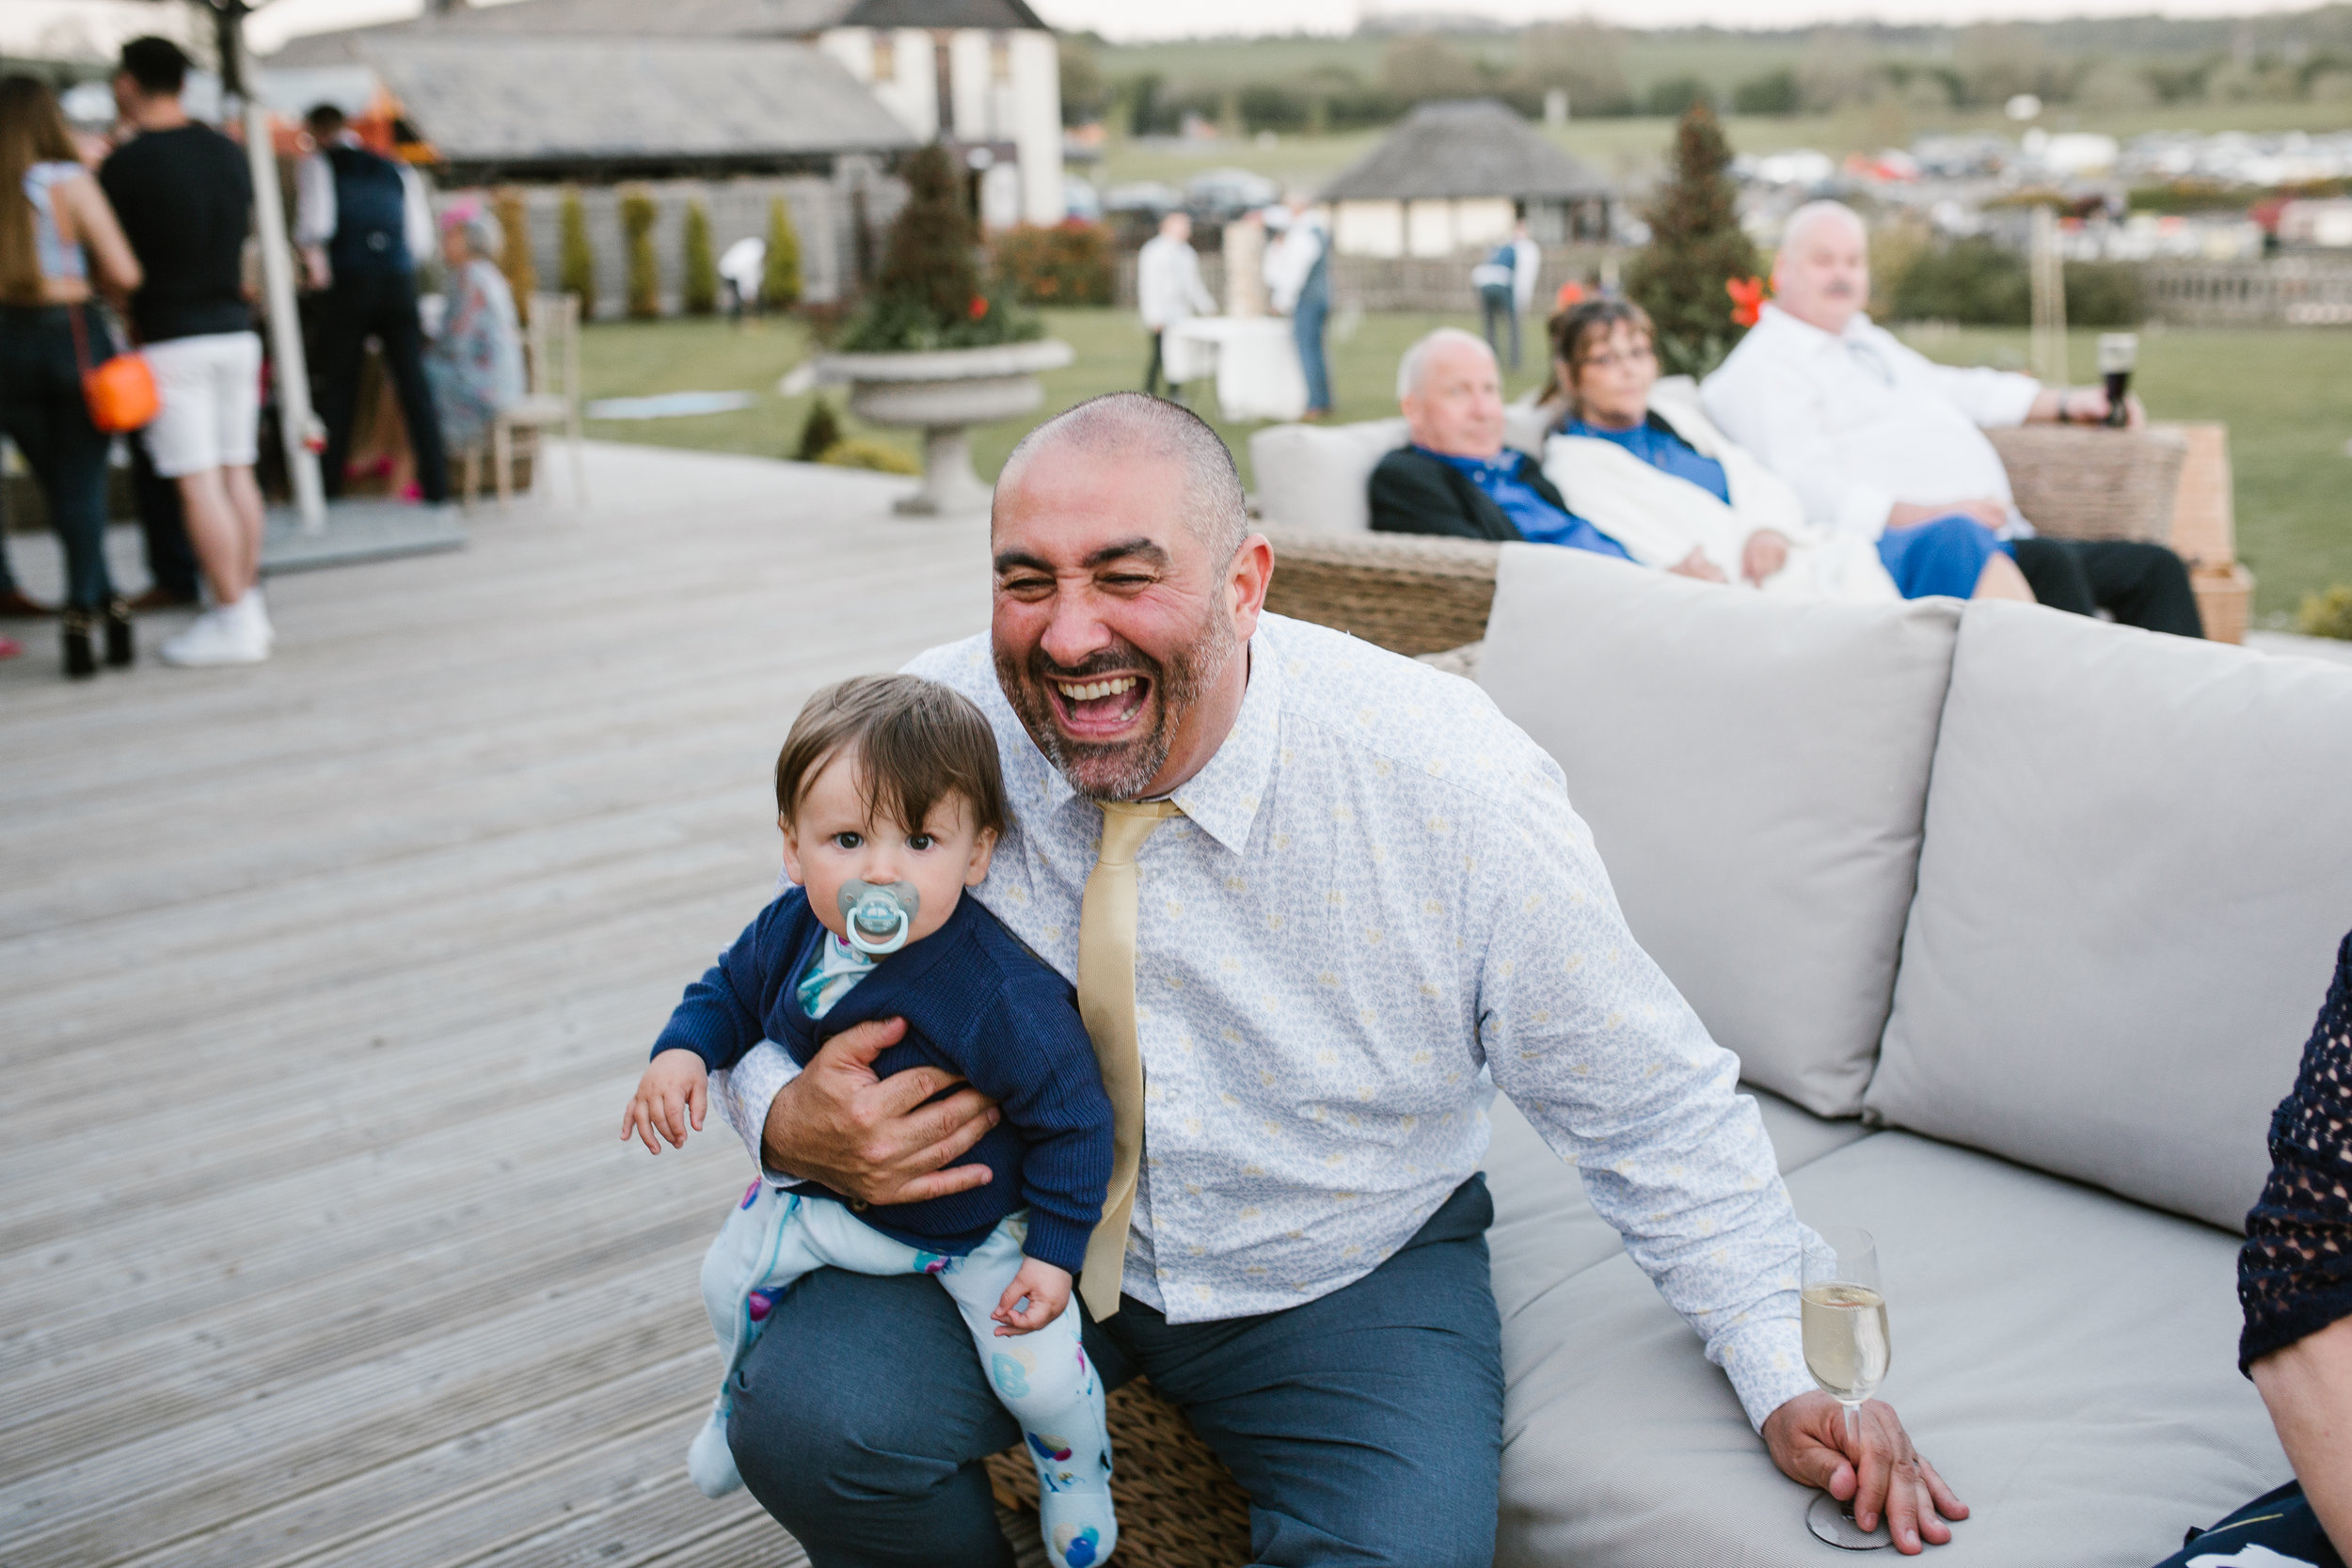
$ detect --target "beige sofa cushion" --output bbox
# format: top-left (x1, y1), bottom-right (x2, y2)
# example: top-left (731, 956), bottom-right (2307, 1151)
top-left (1494, 1132), bottom-right (2282, 1567)
top-left (1480, 544), bottom-right (1962, 1117)
top-left (1247, 406), bottom-right (1552, 534)
top-left (1868, 603), bottom-right (2352, 1230)
top-left (1484, 1086), bottom-right (1872, 1330)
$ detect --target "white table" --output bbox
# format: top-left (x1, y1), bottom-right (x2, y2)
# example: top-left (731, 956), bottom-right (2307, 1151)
top-left (1164, 316), bottom-right (1309, 423)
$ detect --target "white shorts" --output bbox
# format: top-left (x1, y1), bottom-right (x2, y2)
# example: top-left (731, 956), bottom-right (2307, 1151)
top-left (141, 331), bottom-right (262, 479)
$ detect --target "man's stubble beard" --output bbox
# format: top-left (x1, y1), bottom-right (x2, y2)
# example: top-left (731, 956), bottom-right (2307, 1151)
top-left (997, 605), bottom-right (1239, 803)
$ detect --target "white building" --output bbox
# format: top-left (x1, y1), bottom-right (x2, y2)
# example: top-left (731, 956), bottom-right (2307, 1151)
top-left (817, 0), bottom-right (1064, 229)
top-left (1319, 100), bottom-right (1613, 259)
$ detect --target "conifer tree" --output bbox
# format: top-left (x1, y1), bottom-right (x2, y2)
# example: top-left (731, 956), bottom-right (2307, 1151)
top-left (559, 187), bottom-right (596, 319)
top-left (1624, 103), bottom-right (1761, 378)
top-left (493, 187), bottom-right (535, 323)
top-left (681, 199), bottom-right (718, 315)
top-left (875, 143), bottom-right (980, 324)
top-left (764, 195), bottom-right (803, 310)
top-left (621, 188), bottom-right (660, 319)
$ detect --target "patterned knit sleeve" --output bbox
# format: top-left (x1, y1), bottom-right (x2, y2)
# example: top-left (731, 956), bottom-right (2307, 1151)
top-left (2239, 930), bottom-right (2352, 1374)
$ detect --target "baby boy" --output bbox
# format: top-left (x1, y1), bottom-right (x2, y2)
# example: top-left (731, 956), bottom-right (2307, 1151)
top-left (622, 673), bottom-right (1118, 1568)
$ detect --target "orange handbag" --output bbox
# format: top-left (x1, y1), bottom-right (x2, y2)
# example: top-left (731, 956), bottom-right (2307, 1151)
top-left (67, 303), bottom-right (160, 435)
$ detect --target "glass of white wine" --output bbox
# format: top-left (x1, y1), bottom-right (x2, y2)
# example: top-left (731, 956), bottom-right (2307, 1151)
top-left (1802, 1226), bottom-right (1893, 1550)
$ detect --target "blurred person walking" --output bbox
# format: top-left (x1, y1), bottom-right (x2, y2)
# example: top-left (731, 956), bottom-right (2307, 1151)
top-left (1266, 193), bottom-right (1332, 420)
top-left (0, 73), bottom-right (144, 677)
top-left (1471, 214), bottom-right (1539, 371)
top-left (423, 202), bottom-right (523, 468)
top-left (296, 103), bottom-right (449, 509)
top-left (1137, 210), bottom-right (1215, 399)
top-left (101, 37), bottom-right (273, 667)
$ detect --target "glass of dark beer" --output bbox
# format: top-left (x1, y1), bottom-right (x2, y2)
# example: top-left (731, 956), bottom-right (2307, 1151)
top-left (2098, 334), bottom-right (2137, 427)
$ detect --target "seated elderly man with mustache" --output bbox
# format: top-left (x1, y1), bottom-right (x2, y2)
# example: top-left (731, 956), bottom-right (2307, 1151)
top-left (712, 393), bottom-right (1968, 1566)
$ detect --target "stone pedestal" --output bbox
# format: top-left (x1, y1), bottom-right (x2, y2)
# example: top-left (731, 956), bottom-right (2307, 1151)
top-left (814, 340), bottom-right (1075, 516)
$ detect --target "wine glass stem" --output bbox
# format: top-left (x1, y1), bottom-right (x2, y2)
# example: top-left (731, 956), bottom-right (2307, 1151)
top-left (1842, 1400), bottom-right (1860, 1452)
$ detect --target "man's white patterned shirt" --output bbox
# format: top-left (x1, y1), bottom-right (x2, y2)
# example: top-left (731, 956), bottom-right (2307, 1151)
top-left (722, 613), bottom-right (1814, 1427)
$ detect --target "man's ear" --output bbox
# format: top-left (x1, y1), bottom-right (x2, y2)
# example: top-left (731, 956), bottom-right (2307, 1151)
top-left (1229, 533), bottom-right (1274, 641)
top-left (778, 815), bottom-right (807, 888)
top-left (965, 827), bottom-right (998, 888)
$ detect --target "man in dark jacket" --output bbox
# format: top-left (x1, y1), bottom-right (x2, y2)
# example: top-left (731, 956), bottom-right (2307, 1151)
top-left (1368, 328), bottom-right (1633, 560)
top-left (295, 103), bottom-right (449, 505)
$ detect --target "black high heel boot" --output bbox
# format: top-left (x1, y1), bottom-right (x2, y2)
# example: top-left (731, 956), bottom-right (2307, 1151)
top-left (104, 596), bottom-right (135, 668)
top-left (61, 609), bottom-right (97, 679)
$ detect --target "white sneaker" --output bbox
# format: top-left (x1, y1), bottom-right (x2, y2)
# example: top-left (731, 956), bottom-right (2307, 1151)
top-left (159, 602), bottom-right (269, 667)
top-left (241, 587), bottom-right (275, 649)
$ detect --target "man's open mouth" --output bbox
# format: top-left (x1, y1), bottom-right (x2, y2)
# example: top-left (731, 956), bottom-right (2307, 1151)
top-left (1048, 673), bottom-right (1151, 738)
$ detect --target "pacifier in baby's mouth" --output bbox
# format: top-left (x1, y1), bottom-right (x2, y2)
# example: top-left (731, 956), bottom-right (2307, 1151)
top-left (838, 880), bottom-right (920, 956)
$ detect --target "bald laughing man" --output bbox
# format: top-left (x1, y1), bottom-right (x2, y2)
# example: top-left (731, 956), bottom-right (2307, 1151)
top-left (1703, 199), bottom-right (2203, 637)
top-left (712, 393), bottom-right (1967, 1565)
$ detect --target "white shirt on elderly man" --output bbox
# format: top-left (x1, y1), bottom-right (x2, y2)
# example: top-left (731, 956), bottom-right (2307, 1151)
top-left (1136, 232), bottom-right (1217, 333)
top-left (719, 612), bottom-right (1819, 1430)
top-left (1701, 302), bottom-right (2043, 542)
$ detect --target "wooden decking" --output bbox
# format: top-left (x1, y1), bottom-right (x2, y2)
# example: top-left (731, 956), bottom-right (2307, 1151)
top-left (0, 445), bottom-right (996, 1568)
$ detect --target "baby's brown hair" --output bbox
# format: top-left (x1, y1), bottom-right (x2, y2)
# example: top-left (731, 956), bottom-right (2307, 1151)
top-left (774, 674), bottom-right (1009, 841)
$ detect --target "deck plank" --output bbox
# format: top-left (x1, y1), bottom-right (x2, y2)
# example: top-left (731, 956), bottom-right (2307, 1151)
top-left (0, 444), bottom-right (990, 1568)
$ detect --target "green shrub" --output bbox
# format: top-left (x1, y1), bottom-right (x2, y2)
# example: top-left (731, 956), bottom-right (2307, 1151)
top-left (836, 143), bottom-right (1043, 353)
top-left (794, 397), bottom-right (843, 463)
top-left (765, 196), bottom-right (803, 310)
top-left (1733, 70), bottom-right (1800, 115)
top-left (1625, 103), bottom-right (1759, 378)
top-left (2065, 261), bottom-right (2145, 327)
top-left (2299, 584), bottom-right (2352, 640)
top-left (1645, 75), bottom-right (1712, 117)
top-left (620, 188), bottom-right (660, 319)
top-left (1890, 236), bottom-right (2030, 325)
top-left (818, 436), bottom-right (920, 476)
top-left (681, 199), bottom-right (718, 316)
top-left (991, 222), bottom-right (1114, 306)
top-left (558, 187), bottom-right (596, 318)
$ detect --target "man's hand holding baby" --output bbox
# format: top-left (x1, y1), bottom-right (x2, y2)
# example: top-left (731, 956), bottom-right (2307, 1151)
top-left (624, 1047), bottom-right (708, 1153)
top-left (993, 1256), bottom-right (1073, 1336)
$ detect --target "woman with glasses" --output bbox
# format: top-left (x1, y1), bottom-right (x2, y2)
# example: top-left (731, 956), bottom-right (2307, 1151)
top-left (1536, 297), bottom-right (2037, 604)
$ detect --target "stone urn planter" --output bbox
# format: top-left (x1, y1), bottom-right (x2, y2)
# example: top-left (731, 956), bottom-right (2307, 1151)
top-left (812, 339), bottom-right (1074, 516)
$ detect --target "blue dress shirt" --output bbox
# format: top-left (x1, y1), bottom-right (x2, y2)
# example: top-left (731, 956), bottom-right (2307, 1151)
top-left (1417, 446), bottom-right (1631, 561)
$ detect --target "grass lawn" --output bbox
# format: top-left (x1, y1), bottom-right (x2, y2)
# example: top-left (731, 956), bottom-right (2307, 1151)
top-left (580, 310), bottom-right (2350, 621)
top-left (1895, 325), bottom-right (2352, 621)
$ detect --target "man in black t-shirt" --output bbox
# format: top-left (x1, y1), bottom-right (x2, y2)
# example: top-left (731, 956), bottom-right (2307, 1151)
top-left (101, 37), bottom-right (274, 667)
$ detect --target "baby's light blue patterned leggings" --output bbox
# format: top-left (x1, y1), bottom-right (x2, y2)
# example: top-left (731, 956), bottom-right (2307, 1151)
top-left (691, 1181), bottom-right (1117, 1568)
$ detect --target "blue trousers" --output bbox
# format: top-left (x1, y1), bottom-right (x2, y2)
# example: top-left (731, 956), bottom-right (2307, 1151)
top-left (1874, 513), bottom-right (2009, 601)
top-left (2152, 1479), bottom-right (2343, 1567)
top-left (727, 1174), bottom-right (1504, 1568)
top-left (1293, 285), bottom-right (1333, 415)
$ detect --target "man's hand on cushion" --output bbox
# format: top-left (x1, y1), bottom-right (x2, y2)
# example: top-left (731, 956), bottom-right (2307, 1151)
top-left (1741, 530), bottom-right (1792, 586)
top-left (760, 1016), bottom-right (1001, 1205)
top-left (1763, 1391), bottom-right (1968, 1554)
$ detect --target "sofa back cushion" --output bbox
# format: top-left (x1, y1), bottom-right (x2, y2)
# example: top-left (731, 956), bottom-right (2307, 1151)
top-left (1248, 406), bottom-right (1552, 534)
top-left (1867, 602), bottom-right (2352, 1231)
top-left (1479, 543), bottom-right (1961, 1117)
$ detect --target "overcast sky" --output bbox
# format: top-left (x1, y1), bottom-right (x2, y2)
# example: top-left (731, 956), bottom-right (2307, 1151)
top-left (231, 0), bottom-right (2324, 52)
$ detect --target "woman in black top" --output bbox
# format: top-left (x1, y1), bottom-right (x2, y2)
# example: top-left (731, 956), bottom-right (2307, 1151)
top-left (2156, 932), bottom-right (2352, 1568)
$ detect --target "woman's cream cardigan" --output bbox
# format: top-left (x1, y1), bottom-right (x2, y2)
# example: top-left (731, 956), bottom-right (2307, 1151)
top-left (1537, 380), bottom-right (1899, 604)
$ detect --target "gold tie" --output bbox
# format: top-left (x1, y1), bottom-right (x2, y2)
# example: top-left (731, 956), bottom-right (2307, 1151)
top-left (1075, 799), bottom-right (1181, 1320)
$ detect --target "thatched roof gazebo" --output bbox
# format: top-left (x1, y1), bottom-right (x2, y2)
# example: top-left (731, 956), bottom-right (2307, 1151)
top-left (1318, 99), bottom-right (1613, 256)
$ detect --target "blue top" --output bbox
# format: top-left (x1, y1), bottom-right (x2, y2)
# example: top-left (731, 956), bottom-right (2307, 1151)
top-left (23, 163), bottom-right (87, 285)
top-left (1417, 446), bottom-right (1632, 562)
top-left (654, 888), bottom-right (1113, 1273)
top-left (1564, 415), bottom-right (1732, 505)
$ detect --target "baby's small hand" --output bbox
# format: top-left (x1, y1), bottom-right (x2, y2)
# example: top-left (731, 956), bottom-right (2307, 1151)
top-left (992, 1258), bottom-right (1073, 1336)
top-left (622, 1049), bottom-right (708, 1154)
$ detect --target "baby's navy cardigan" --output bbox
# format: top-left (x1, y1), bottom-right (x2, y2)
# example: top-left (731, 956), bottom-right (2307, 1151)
top-left (653, 888), bottom-right (1113, 1275)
